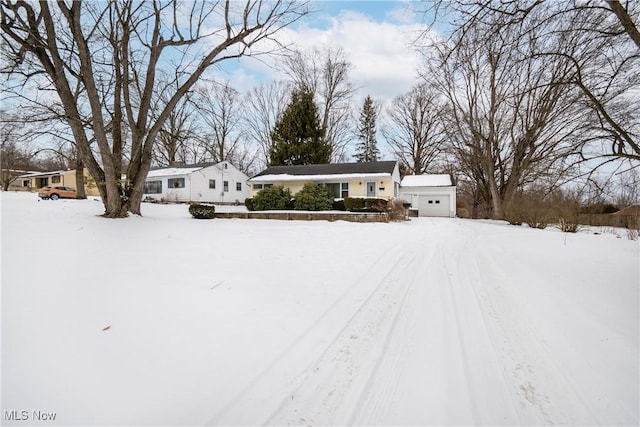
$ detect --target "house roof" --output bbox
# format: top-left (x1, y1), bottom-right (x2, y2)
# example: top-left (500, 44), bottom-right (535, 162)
top-left (146, 161), bottom-right (235, 178)
top-left (147, 167), bottom-right (203, 178)
top-left (251, 161), bottom-right (397, 182)
top-left (400, 174), bottom-right (455, 187)
top-left (149, 162), bottom-right (218, 170)
top-left (613, 205), bottom-right (640, 216)
top-left (18, 170), bottom-right (67, 178)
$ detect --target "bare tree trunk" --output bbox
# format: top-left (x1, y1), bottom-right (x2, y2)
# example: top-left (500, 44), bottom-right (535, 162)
top-left (606, 0), bottom-right (640, 50)
top-left (75, 158), bottom-right (86, 199)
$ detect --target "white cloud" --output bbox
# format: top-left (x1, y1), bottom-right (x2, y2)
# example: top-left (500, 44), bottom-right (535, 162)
top-left (290, 10), bottom-right (425, 101)
top-left (225, 8), bottom-right (434, 105)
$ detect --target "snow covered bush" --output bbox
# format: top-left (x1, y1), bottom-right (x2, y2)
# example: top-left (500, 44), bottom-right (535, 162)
top-left (251, 185), bottom-right (292, 210)
top-left (189, 203), bottom-right (216, 219)
top-left (294, 183), bottom-right (334, 211)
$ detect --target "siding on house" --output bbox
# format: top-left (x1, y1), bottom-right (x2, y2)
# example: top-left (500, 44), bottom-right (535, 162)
top-left (399, 174), bottom-right (457, 218)
top-left (249, 161), bottom-right (401, 199)
top-left (10, 169), bottom-right (100, 196)
top-left (144, 162), bottom-right (250, 203)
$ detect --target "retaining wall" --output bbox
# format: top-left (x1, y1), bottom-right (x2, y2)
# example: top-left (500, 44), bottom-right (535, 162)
top-left (214, 211), bottom-right (389, 223)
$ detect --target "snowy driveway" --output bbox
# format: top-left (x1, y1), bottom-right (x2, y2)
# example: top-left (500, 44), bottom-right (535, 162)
top-left (2, 193), bottom-right (638, 426)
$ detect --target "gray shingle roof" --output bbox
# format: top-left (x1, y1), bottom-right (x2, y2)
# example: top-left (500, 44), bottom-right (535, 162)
top-left (254, 161), bottom-right (397, 178)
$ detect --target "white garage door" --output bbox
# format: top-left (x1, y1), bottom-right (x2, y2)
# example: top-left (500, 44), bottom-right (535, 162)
top-left (418, 195), bottom-right (450, 217)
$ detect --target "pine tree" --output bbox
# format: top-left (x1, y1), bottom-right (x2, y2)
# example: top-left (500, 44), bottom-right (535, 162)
top-left (354, 95), bottom-right (380, 162)
top-left (269, 86), bottom-right (331, 165)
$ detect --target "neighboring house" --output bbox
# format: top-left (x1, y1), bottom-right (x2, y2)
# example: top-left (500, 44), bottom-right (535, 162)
top-left (249, 161), bottom-right (401, 199)
top-left (399, 174), bottom-right (457, 217)
top-left (10, 169), bottom-right (100, 196)
top-left (143, 161), bottom-right (250, 204)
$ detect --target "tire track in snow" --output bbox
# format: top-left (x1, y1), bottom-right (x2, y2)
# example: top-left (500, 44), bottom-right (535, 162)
top-left (264, 235), bottom-right (433, 426)
top-left (441, 224), bottom-right (525, 424)
top-left (439, 240), bottom-right (482, 422)
top-left (344, 236), bottom-right (437, 425)
top-left (207, 237), bottom-right (423, 425)
top-left (466, 236), bottom-right (602, 425)
top-left (343, 223), bottom-right (452, 425)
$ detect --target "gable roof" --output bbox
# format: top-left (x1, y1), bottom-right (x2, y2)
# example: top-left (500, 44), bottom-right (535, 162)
top-left (613, 205), bottom-right (640, 216)
top-left (19, 169), bottom-right (67, 178)
top-left (400, 174), bottom-right (456, 187)
top-left (146, 161), bottom-right (244, 179)
top-left (147, 167), bottom-right (203, 178)
top-left (252, 161), bottom-right (397, 181)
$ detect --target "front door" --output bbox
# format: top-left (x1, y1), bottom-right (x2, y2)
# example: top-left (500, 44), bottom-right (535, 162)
top-left (366, 181), bottom-right (376, 197)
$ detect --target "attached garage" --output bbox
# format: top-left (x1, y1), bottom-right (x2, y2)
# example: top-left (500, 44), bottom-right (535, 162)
top-left (399, 174), bottom-right (457, 218)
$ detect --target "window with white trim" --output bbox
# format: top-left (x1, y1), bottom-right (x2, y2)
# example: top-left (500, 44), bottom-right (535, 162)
top-left (168, 178), bottom-right (185, 188)
top-left (144, 180), bottom-right (162, 194)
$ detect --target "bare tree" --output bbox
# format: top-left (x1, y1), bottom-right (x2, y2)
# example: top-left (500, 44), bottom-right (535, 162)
top-left (615, 166), bottom-right (640, 206)
top-left (0, 123), bottom-right (32, 190)
top-left (243, 80), bottom-right (292, 168)
top-left (153, 88), bottom-right (199, 167)
top-left (194, 81), bottom-right (243, 164)
top-left (421, 0), bottom-right (640, 163)
top-left (426, 16), bottom-right (586, 219)
top-left (382, 84), bottom-right (447, 174)
top-left (283, 47), bottom-right (357, 161)
top-left (1, 0), bottom-right (310, 217)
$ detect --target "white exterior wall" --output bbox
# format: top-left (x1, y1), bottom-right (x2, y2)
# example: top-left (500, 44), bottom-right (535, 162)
top-left (392, 163), bottom-right (401, 197)
top-left (144, 162), bottom-right (250, 204)
top-left (399, 186), bottom-right (457, 217)
top-left (188, 163), bottom-right (250, 204)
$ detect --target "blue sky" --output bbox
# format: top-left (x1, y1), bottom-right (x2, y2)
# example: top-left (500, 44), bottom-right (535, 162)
top-left (313, 1), bottom-right (411, 23)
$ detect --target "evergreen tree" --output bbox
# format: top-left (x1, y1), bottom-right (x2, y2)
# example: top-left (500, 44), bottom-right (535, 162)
top-left (354, 95), bottom-right (380, 162)
top-left (269, 86), bottom-right (331, 165)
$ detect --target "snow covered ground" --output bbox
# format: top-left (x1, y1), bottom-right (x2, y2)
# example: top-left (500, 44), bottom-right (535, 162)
top-left (1, 191), bottom-right (638, 426)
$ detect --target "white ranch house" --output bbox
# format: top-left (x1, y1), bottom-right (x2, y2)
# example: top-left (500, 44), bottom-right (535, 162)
top-left (143, 162), bottom-right (249, 204)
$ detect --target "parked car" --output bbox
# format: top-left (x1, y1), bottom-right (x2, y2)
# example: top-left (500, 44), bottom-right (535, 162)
top-left (38, 186), bottom-right (77, 200)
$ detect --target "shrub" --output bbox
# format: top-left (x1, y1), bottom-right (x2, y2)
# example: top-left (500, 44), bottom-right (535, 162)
top-left (332, 199), bottom-right (346, 211)
top-left (251, 185), bottom-right (292, 210)
top-left (387, 198), bottom-right (407, 221)
top-left (555, 192), bottom-right (582, 233)
top-left (344, 197), bottom-right (388, 212)
top-left (558, 217), bottom-right (580, 233)
top-left (505, 189), bottom-right (551, 229)
top-left (294, 183), bottom-right (334, 211)
top-left (189, 203), bottom-right (216, 219)
top-left (364, 198), bottom-right (388, 212)
top-left (245, 198), bottom-right (254, 211)
top-left (344, 197), bottom-right (365, 211)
